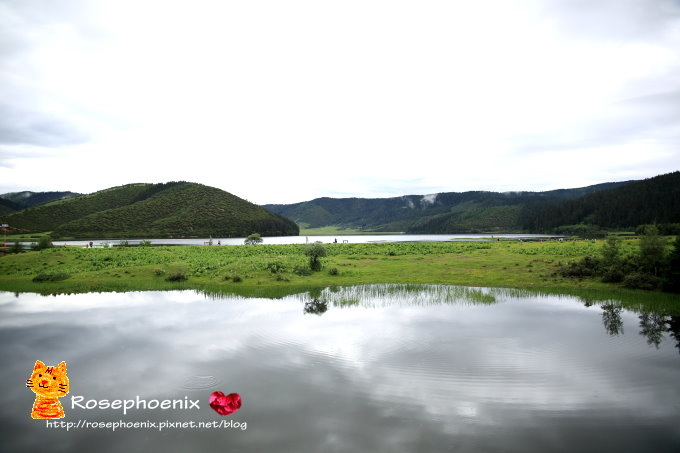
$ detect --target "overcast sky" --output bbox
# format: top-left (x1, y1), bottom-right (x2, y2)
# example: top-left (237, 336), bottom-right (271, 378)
top-left (1, 0), bottom-right (679, 204)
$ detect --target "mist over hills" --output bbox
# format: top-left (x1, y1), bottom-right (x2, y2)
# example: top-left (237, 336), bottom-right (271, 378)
top-left (0, 182), bottom-right (298, 239)
top-left (264, 173), bottom-right (679, 233)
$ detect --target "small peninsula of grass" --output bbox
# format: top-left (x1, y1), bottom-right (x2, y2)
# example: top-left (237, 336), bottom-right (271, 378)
top-left (1, 239), bottom-right (678, 307)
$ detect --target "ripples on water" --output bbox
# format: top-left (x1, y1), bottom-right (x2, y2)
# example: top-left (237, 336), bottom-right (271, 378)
top-left (0, 285), bottom-right (678, 452)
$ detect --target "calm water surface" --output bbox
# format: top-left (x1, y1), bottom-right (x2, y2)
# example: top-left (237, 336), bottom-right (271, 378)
top-left (0, 285), bottom-right (678, 452)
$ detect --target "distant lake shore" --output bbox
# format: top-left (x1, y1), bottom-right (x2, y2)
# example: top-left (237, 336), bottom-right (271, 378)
top-left (48, 233), bottom-right (565, 247)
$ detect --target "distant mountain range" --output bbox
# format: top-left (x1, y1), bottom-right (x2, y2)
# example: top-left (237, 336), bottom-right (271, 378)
top-left (264, 172), bottom-right (680, 233)
top-left (0, 191), bottom-right (81, 209)
top-left (0, 182), bottom-right (298, 239)
top-left (2, 172), bottom-right (678, 237)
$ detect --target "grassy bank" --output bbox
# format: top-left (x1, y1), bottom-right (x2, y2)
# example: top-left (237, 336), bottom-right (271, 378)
top-left (2, 239), bottom-right (679, 312)
top-left (0, 239), bottom-right (642, 290)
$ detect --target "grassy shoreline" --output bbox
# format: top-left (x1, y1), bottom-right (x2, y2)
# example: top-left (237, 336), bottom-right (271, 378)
top-left (0, 240), bottom-right (646, 291)
top-left (1, 239), bottom-right (678, 311)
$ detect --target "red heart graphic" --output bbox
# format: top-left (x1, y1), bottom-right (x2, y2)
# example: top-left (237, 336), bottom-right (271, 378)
top-left (209, 391), bottom-right (242, 416)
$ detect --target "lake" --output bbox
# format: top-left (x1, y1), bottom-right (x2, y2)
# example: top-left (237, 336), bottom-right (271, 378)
top-left (1, 285), bottom-right (678, 452)
top-left (51, 234), bottom-right (559, 247)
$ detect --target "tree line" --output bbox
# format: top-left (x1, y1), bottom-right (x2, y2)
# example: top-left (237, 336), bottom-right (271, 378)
top-left (520, 171), bottom-right (680, 232)
top-left (559, 225), bottom-right (680, 292)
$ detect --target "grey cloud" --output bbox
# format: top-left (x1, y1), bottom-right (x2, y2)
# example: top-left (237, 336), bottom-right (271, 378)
top-left (542, 0), bottom-right (680, 42)
top-left (0, 102), bottom-right (90, 147)
top-left (0, 1), bottom-right (105, 148)
top-left (511, 89), bottom-right (680, 155)
top-left (0, 145), bottom-right (54, 169)
top-left (0, 2), bottom-right (100, 69)
top-left (616, 89), bottom-right (680, 132)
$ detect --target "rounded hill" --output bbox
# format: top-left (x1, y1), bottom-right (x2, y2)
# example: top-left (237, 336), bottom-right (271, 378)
top-left (1, 182), bottom-right (299, 239)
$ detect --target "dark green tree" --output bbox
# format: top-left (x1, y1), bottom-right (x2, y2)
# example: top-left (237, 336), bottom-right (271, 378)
top-left (32, 235), bottom-right (53, 251)
top-left (304, 243), bottom-right (327, 271)
top-left (244, 233), bottom-right (263, 245)
top-left (600, 236), bottom-right (624, 282)
top-left (638, 225), bottom-right (666, 276)
top-left (662, 236), bottom-right (680, 292)
top-left (601, 236), bottom-right (622, 267)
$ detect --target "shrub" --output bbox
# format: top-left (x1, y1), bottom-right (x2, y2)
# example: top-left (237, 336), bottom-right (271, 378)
top-left (328, 267), bottom-right (339, 276)
top-left (165, 272), bottom-right (187, 282)
top-left (244, 233), bottom-right (263, 245)
top-left (266, 262), bottom-right (286, 274)
top-left (622, 272), bottom-right (661, 291)
top-left (139, 240), bottom-right (152, 247)
top-left (32, 272), bottom-right (70, 282)
top-left (559, 256), bottom-right (600, 278)
top-left (293, 265), bottom-right (312, 276)
top-left (601, 269), bottom-right (624, 283)
top-left (231, 275), bottom-right (243, 283)
top-left (37, 235), bottom-right (54, 250)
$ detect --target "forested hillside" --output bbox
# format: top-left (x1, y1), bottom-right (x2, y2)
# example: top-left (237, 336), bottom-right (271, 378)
top-left (0, 198), bottom-right (21, 217)
top-left (520, 171), bottom-right (680, 231)
top-left (264, 181), bottom-right (634, 233)
top-left (0, 182), bottom-right (298, 238)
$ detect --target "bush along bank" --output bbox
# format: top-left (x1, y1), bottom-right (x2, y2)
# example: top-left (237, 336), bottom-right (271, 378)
top-left (558, 226), bottom-right (680, 292)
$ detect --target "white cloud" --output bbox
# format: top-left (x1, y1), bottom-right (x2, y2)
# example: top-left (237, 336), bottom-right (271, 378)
top-left (1, 0), bottom-right (679, 203)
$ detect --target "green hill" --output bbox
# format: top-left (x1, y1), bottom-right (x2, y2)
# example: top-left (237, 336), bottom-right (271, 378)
top-left (264, 181), bottom-right (634, 233)
top-left (0, 182), bottom-right (298, 238)
top-left (520, 171), bottom-right (680, 231)
top-left (0, 198), bottom-right (21, 217)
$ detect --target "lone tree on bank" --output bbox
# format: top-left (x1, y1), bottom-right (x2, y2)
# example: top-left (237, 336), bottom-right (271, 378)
top-left (305, 243), bottom-right (327, 271)
top-left (244, 233), bottom-right (263, 245)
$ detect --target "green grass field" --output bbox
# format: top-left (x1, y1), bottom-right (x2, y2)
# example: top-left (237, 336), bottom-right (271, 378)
top-left (2, 232), bottom-right (52, 241)
top-left (2, 239), bottom-right (678, 312)
top-left (0, 239), bottom-right (641, 292)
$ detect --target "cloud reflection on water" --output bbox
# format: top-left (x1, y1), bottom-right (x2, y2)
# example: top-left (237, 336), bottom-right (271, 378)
top-left (0, 285), bottom-right (678, 452)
